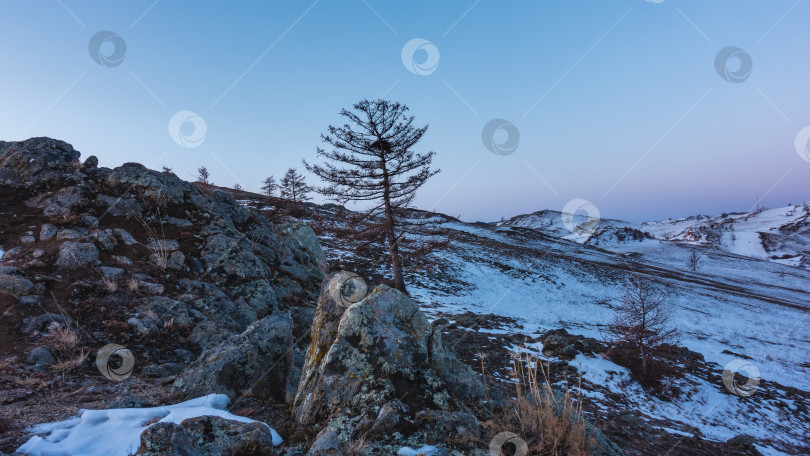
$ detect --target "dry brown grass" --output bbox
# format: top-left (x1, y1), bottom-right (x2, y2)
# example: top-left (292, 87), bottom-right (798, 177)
top-left (133, 210), bottom-right (170, 270)
top-left (127, 278), bottom-right (140, 292)
top-left (342, 438), bottom-right (370, 455)
top-left (50, 348), bottom-right (90, 373)
top-left (102, 277), bottom-right (118, 293)
top-left (13, 376), bottom-right (47, 389)
top-left (485, 348), bottom-right (597, 456)
top-left (43, 324), bottom-right (80, 352)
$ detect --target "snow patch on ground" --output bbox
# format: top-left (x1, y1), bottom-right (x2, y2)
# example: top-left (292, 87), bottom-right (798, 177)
top-left (397, 445), bottom-right (442, 455)
top-left (16, 394), bottom-right (282, 456)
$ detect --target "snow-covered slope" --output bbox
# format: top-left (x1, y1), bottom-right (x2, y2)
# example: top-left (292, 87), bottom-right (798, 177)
top-left (641, 204), bottom-right (810, 267)
top-left (410, 218), bottom-right (810, 455)
top-left (501, 204), bottom-right (810, 270)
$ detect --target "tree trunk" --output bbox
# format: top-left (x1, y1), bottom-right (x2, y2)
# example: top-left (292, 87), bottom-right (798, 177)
top-left (381, 155), bottom-right (406, 293)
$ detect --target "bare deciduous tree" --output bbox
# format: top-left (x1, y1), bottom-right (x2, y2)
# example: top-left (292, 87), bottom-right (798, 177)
top-left (686, 249), bottom-right (703, 272)
top-left (232, 183), bottom-right (243, 191)
top-left (279, 168), bottom-right (312, 203)
top-left (261, 176), bottom-right (278, 196)
top-left (304, 99), bottom-right (441, 293)
top-left (196, 166), bottom-right (211, 185)
top-left (607, 275), bottom-right (678, 379)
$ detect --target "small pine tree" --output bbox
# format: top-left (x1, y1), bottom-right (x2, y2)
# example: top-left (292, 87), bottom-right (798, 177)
top-left (232, 183), bottom-right (243, 191)
top-left (261, 176), bottom-right (278, 196)
top-left (162, 166), bottom-right (173, 174)
top-left (279, 168), bottom-right (312, 203)
top-left (305, 99), bottom-right (442, 293)
top-left (197, 166), bottom-right (211, 185)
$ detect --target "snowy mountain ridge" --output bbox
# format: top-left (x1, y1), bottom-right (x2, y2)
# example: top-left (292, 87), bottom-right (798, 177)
top-left (498, 203), bottom-right (810, 270)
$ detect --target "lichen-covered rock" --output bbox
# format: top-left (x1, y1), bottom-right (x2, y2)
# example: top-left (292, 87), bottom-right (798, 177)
top-left (0, 266), bottom-right (34, 297)
top-left (279, 221), bottom-right (327, 271)
top-left (294, 275), bottom-right (484, 450)
top-left (55, 242), bottom-right (98, 269)
top-left (40, 223), bottom-right (58, 241)
top-left (172, 314), bottom-right (294, 402)
top-left (135, 415), bottom-right (280, 456)
top-left (25, 185), bottom-right (83, 217)
top-left (0, 137), bottom-right (83, 189)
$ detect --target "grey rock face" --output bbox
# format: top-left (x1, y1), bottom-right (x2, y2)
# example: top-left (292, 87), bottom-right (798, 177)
top-left (0, 266), bottom-right (34, 297)
top-left (99, 266), bottom-right (124, 280)
top-left (56, 229), bottom-right (82, 240)
top-left (279, 222), bottom-right (326, 271)
top-left (294, 275), bottom-right (484, 448)
top-left (40, 223), bottom-right (58, 241)
top-left (55, 242), bottom-right (98, 270)
top-left (89, 229), bottom-right (117, 251)
top-left (166, 251), bottom-right (185, 270)
top-left (0, 138), bottom-right (83, 189)
top-left (113, 228), bottom-right (138, 246)
top-left (172, 314), bottom-right (294, 402)
top-left (135, 415), bottom-right (279, 456)
top-left (112, 255), bottom-right (133, 265)
top-left (25, 186), bottom-right (83, 217)
top-left (25, 346), bottom-right (55, 366)
top-left (21, 313), bottom-right (73, 335)
top-left (83, 155), bottom-right (98, 169)
top-left (97, 194), bottom-right (142, 217)
top-left (79, 213), bottom-right (99, 227)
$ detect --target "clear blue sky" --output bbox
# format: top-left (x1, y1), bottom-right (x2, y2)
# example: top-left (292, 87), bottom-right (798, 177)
top-left (1, 1), bottom-right (808, 222)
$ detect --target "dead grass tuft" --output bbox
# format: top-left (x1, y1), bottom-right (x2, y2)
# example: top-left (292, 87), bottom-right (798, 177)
top-left (342, 438), bottom-right (370, 455)
top-left (50, 348), bottom-right (90, 373)
top-left (483, 348), bottom-right (597, 456)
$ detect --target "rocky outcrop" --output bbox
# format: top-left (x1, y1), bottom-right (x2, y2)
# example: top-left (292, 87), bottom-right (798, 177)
top-left (172, 314), bottom-right (295, 402)
top-left (0, 138), bottom-right (83, 190)
top-left (0, 137), bottom-right (325, 394)
top-left (293, 273), bottom-right (485, 453)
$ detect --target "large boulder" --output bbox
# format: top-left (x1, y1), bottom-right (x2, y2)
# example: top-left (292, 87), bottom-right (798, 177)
top-left (294, 274), bottom-right (484, 452)
top-left (0, 266), bottom-right (34, 297)
top-left (279, 222), bottom-right (327, 271)
top-left (106, 162), bottom-right (186, 206)
top-left (0, 137), bottom-right (83, 189)
top-left (135, 415), bottom-right (281, 456)
top-left (172, 314), bottom-right (295, 402)
top-left (55, 242), bottom-right (99, 269)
